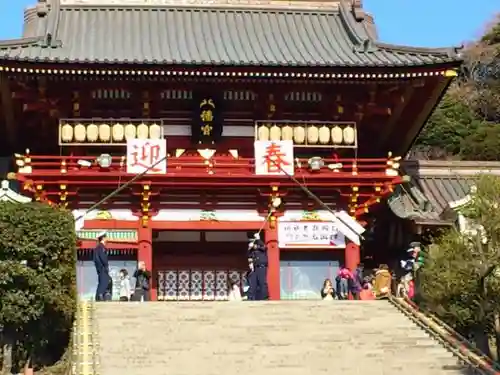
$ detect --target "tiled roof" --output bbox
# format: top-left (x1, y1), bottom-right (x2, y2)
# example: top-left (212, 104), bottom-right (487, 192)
top-left (388, 160), bottom-right (500, 225)
top-left (388, 176), bottom-right (472, 225)
top-left (0, 1), bottom-right (461, 67)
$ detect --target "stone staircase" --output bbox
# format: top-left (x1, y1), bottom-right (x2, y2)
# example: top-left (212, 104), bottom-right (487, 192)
top-left (90, 301), bottom-right (469, 375)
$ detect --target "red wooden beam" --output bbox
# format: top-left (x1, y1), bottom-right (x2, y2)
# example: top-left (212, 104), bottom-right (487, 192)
top-left (150, 221), bottom-right (263, 231)
top-left (23, 180), bottom-right (398, 188)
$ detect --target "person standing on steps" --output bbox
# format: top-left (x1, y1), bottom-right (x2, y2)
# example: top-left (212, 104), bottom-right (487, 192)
top-left (373, 264), bottom-right (392, 299)
top-left (351, 263), bottom-right (364, 300)
top-left (247, 233), bottom-right (269, 300)
top-left (93, 231), bottom-right (110, 302)
top-left (335, 265), bottom-right (352, 300)
top-left (132, 261), bottom-right (151, 302)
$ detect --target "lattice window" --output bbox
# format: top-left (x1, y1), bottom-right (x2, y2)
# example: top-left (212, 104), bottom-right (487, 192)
top-left (91, 89), bottom-right (132, 100)
top-left (160, 90), bottom-right (193, 100)
top-left (223, 90), bottom-right (257, 101)
top-left (285, 91), bottom-right (322, 102)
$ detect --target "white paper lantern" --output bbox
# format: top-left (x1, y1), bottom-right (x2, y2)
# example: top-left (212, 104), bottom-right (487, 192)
top-left (307, 125), bottom-right (319, 144)
top-left (149, 124), bottom-right (161, 139)
top-left (124, 124), bottom-right (136, 140)
top-left (331, 126), bottom-right (343, 144)
top-left (86, 124), bottom-right (98, 142)
top-left (257, 126), bottom-right (269, 141)
top-left (137, 123), bottom-right (149, 139)
top-left (99, 124), bottom-right (111, 142)
top-left (112, 123), bottom-right (124, 142)
top-left (269, 125), bottom-right (281, 141)
top-left (74, 124), bottom-right (86, 142)
top-left (318, 125), bottom-right (330, 145)
top-left (281, 125), bottom-right (293, 141)
top-left (61, 124), bottom-right (73, 142)
top-left (293, 126), bottom-right (305, 144)
top-left (343, 126), bottom-right (356, 145)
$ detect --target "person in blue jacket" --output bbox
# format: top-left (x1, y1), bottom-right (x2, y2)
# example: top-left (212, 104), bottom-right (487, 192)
top-left (93, 231), bottom-right (110, 301)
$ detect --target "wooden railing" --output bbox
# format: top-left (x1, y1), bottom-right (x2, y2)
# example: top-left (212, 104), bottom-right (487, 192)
top-left (15, 154), bottom-right (400, 180)
top-left (389, 296), bottom-right (500, 375)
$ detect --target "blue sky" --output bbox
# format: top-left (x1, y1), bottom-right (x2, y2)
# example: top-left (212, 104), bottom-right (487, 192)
top-left (0, 0), bottom-right (498, 47)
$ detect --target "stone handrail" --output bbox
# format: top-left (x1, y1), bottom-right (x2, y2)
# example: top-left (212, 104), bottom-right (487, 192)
top-left (389, 296), bottom-right (500, 375)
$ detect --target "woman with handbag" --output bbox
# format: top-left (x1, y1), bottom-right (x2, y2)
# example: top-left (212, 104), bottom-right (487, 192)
top-left (131, 261), bottom-right (151, 302)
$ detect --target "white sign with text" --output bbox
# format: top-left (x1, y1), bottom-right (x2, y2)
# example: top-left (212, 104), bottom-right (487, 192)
top-left (278, 221), bottom-right (346, 249)
top-left (126, 138), bottom-right (167, 174)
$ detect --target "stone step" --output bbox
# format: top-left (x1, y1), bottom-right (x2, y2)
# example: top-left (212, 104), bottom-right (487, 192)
top-left (90, 301), bottom-right (466, 375)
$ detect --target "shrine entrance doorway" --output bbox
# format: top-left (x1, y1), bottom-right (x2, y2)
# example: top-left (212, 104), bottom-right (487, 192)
top-left (153, 230), bottom-right (251, 301)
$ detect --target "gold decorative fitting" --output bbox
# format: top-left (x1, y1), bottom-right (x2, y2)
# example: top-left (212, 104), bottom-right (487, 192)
top-left (60, 184), bottom-right (67, 190)
top-left (143, 185), bottom-right (150, 191)
top-left (271, 186), bottom-right (279, 192)
top-left (60, 160), bottom-right (67, 174)
top-left (36, 184), bottom-right (43, 190)
top-left (352, 186), bottom-right (359, 192)
top-left (269, 215), bottom-right (277, 229)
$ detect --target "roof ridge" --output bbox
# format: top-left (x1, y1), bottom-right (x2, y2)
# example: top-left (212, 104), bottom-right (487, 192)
top-left (46, 0), bottom-right (63, 44)
top-left (60, 4), bottom-right (342, 12)
top-left (59, 0), bottom-right (343, 11)
top-left (0, 37), bottom-right (45, 48)
top-left (375, 42), bottom-right (463, 58)
top-left (337, 0), bottom-right (370, 47)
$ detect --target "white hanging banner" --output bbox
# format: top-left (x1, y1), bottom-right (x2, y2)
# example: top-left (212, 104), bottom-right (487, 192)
top-left (254, 140), bottom-right (294, 176)
top-left (126, 138), bottom-right (167, 174)
top-left (278, 221), bottom-right (346, 249)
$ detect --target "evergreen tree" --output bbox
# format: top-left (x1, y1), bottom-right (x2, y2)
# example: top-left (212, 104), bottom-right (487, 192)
top-left (414, 16), bottom-right (500, 160)
top-left (419, 175), bottom-right (500, 355)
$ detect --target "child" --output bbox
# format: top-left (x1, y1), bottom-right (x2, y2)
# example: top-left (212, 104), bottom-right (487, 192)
top-left (118, 269), bottom-right (131, 301)
top-left (321, 279), bottom-right (335, 300)
top-left (360, 275), bottom-right (375, 300)
top-left (227, 279), bottom-right (242, 301)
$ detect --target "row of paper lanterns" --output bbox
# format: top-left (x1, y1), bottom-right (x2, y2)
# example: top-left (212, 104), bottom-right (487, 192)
top-left (60, 123), bottom-right (162, 143)
top-left (256, 125), bottom-right (356, 145)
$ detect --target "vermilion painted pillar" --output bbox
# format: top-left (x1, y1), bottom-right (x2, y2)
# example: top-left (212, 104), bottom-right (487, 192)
top-left (265, 219), bottom-right (280, 300)
top-left (137, 225), bottom-right (155, 300)
top-left (345, 242), bottom-right (360, 274)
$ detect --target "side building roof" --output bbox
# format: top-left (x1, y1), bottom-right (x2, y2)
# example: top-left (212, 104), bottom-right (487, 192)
top-left (0, 0), bottom-right (462, 68)
top-left (388, 160), bottom-right (500, 225)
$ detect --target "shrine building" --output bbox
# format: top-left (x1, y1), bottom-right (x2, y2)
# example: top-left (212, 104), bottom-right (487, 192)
top-left (0, 0), bottom-right (461, 300)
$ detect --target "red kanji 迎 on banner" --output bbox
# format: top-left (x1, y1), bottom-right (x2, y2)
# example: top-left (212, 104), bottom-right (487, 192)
top-left (126, 138), bottom-right (167, 174)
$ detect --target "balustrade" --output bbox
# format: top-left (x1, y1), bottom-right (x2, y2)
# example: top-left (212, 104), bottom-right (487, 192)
top-left (14, 152), bottom-right (400, 180)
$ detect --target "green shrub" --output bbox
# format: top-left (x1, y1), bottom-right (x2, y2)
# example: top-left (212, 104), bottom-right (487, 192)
top-left (0, 202), bottom-right (77, 371)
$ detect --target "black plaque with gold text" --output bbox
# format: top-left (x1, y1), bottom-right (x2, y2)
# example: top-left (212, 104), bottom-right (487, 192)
top-left (191, 95), bottom-right (222, 145)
